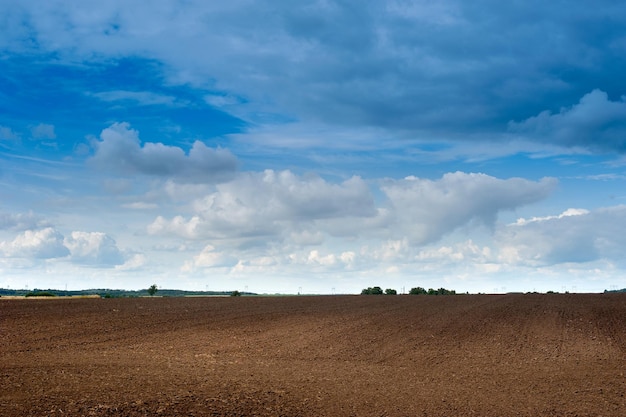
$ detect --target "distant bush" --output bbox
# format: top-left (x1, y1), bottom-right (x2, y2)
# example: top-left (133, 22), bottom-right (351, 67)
top-left (230, 290), bottom-right (242, 297)
top-left (385, 288), bottom-right (397, 295)
top-left (431, 288), bottom-right (456, 295)
top-left (25, 291), bottom-right (56, 297)
top-left (361, 286), bottom-right (384, 295)
top-left (409, 287), bottom-right (456, 295)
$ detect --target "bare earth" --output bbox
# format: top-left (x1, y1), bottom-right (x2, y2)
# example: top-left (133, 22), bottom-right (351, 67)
top-left (1, 294), bottom-right (625, 416)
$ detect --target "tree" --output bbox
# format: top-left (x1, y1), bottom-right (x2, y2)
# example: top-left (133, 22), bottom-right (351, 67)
top-left (147, 284), bottom-right (158, 297)
top-left (409, 287), bottom-right (427, 295)
top-left (230, 290), bottom-right (241, 297)
top-left (385, 288), bottom-right (397, 295)
top-left (361, 286), bottom-right (384, 295)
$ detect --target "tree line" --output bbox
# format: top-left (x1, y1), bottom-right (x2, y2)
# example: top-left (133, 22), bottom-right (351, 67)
top-left (361, 286), bottom-right (456, 295)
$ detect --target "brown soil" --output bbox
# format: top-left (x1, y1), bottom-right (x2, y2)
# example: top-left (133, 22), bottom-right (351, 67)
top-left (1, 294), bottom-right (625, 416)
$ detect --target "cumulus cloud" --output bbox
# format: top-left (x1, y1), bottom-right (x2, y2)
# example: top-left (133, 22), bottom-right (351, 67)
top-left (509, 90), bottom-right (626, 152)
top-left (496, 206), bottom-right (626, 266)
top-left (381, 172), bottom-right (557, 245)
top-left (91, 122), bottom-right (237, 183)
top-left (0, 227), bottom-right (69, 259)
top-left (306, 250), bottom-right (339, 267)
top-left (115, 253), bottom-right (147, 271)
top-left (148, 169), bottom-right (376, 241)
top-left (181, 244), bottom-right (238, 272)
top-left (0, 227), bottom-right (128, 267)
top-left (63, 231), bottom-right (125, 266)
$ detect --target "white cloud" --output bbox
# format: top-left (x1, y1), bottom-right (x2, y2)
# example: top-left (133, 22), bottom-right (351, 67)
top-left (355, 238), bottom-right (494, 279)
top-left (0, 226), bottom-right (128, 267)
top-left (0, 227), bottom-right (69, 259)
top-left (148, 169), bottom-right (376, 241)
top-left (509, 90), bottom-right (626, 151)
top-left (147, 172), bottom-right (557, 277)
top-left (496, 206), bottom-right (626, 266)
top-left (306, 249), bottom-right (338, 267)
top-left (147, 215), bottom-right (202, 240)
top-left (63, 231), bottom-right (125, 266)
top-left (181, 244), bottom-right (238, 272)
top-left (90, 122), bottom-right (238, 183)
top-left (380, 172), bottom-right (557, 244)
top-left (115, 253), bottom-right (147, 271)
top-left (512, 208), bottom-right (589, 226)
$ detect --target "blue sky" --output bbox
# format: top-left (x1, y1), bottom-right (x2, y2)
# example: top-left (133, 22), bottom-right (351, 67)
top-left (2, 0), bottom-right (626, 293)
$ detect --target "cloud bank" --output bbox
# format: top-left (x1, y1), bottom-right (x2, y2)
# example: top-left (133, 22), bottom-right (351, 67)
top-left (149, 171), bottom-right (557, 262)
top-left (4, 1), bottom-right (626, 153)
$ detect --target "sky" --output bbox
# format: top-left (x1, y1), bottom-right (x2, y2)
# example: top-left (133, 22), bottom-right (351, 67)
top-left (1, 1), bottom-right (626, 294)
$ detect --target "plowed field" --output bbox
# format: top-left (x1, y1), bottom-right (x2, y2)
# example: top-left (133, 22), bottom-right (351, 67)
top-left (1, 294), bottom-right (625, 416)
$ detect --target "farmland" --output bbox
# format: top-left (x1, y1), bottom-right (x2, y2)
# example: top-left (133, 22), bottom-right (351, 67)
top-left (1, 294), bottom-right (625, 416)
